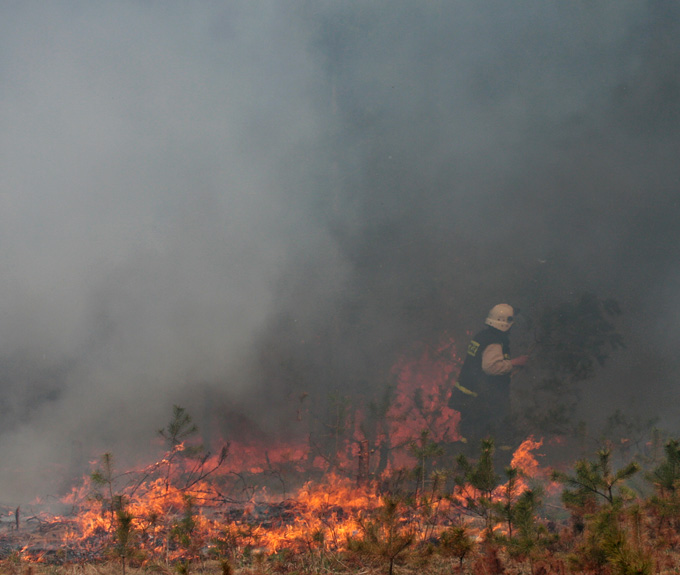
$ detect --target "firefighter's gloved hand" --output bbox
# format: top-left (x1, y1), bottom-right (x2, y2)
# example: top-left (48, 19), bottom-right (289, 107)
top-left (510, 355), bottom-right (529, 368)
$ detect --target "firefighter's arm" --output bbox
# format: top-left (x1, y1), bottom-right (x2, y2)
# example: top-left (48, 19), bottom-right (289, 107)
top-left (481, 343), bottom-right (513, 375)
top-left (510, 355), bottom-right (529, 367)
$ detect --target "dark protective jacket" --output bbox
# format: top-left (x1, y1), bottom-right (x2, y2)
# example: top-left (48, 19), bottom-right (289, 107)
top-left (449, 326), bottom-right (512, 446)
top-left (457, 326), bottom-right (511, 393)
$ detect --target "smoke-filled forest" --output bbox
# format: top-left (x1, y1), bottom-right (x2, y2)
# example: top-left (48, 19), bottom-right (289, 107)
top-left (0, 2), bottom-right (679, 573)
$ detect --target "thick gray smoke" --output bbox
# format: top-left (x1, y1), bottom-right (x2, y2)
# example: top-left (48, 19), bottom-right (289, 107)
top-left (0, 1), bottom-right (678, 501)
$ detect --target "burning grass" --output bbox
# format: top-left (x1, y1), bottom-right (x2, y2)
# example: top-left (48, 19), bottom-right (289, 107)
top-left (0, 321), bottom-right (674, 574)
top-left (4, 431), bottom-right (680, 575)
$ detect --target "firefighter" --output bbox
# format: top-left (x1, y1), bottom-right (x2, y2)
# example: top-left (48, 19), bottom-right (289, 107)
top-left (450, 304), bottom-right (529, 453)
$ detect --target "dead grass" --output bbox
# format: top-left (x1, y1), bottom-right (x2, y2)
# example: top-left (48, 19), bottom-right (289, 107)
top-left (0, 550), bottom-right (656, 575)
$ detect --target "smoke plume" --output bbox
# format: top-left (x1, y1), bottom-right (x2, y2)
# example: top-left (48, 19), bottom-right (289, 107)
top-left (0, 1), bottom-right (678, 500)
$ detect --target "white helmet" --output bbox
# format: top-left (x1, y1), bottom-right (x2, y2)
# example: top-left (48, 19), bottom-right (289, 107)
top-left (485, 304), bottom-right (515, 332)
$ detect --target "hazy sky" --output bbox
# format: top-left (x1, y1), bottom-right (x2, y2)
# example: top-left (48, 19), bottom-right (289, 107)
top-left (0, 1), bottom-right (678, 501)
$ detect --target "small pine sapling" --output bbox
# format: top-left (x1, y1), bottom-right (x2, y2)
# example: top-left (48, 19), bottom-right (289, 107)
top-left (552, 449), bottom-right (648, 574)
top-left (114, 505), bottom-right (139, 575)
top-left (408, 429), bottom-right (445, 497)
top-left (504, 488), bottom-right (555, 575)
top-left (347, 496), bottom-right (416, 575)
top-left (451, 438), bottom-right (501, 534)
top-left (91, 452), bottom-right (120, 528)
top-left (438, 524), bottom-right (475, 570)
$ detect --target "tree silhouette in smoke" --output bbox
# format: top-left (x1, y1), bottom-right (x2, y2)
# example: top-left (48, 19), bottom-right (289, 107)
top-left (517, 292), bottom-right (626, 438)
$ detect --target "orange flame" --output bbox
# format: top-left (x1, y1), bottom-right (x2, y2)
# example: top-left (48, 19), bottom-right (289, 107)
top-left (6, 336), bottom-right (565, 564)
